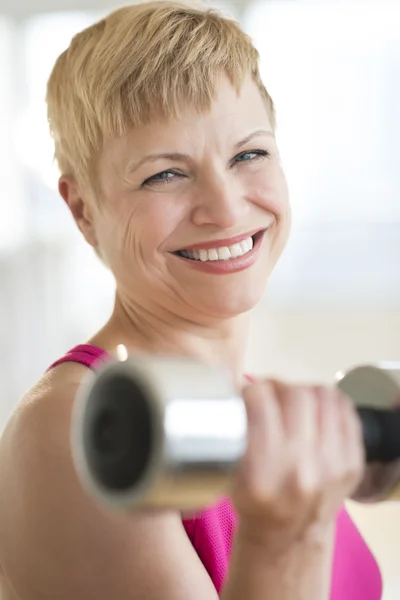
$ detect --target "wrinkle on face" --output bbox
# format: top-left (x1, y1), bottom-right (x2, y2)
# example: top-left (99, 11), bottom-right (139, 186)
top-left (89, 74), bottom-right (290, 326)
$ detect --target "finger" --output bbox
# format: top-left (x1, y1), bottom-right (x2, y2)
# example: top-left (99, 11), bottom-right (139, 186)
top-left (313, 385), bottom-right (341, 454)
top-left (269, 380), bottom-right (323, 504)
top-left (336, 390), bottom-right (365, 488)
top-left (309, 386), bottom-right (345, 521)
top-left (312, 386), bottom-right (343, 488)
top-left (269, 380), bottom-right (317, 447)
top-left (240, 382), bottom-right (286, 489)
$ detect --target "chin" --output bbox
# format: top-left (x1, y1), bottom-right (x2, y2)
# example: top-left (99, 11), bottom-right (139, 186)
top-left (189, 279), bottom-right (267, 319)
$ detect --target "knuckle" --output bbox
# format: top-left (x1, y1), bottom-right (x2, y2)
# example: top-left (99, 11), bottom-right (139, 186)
top-left (279, 384), bottom-right (313, 412)
top-left (269, 379), bottom-right (298, 402)
top-left (242, 382), bottom-right (270, 419)
top-left (342, 467), bottom-right (364, 494)
top-left (322, 452), bottom-right (364, 491)
top-left (234, 472), bottom-right (280, 515)
top-left (293, 471), bottom-right (319, 501)
top-left (313, 384), bottom-right (333, 401)
top-left (291, 453), bottom-right (319, 497)
top-left (242, 381), bottom-right (266, 403)
top-left (248, 483), bottom-right (277, 509)
top-left (313, 384), bottom-right (328, 396)
top-left (346, 450), bottom-right (365, 478)
top-left (292, 384), bottom-right (312, 398)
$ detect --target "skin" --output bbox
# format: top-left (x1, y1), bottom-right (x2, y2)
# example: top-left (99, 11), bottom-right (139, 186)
top-left (63, 73), bottom-right (291, 376)
top-left (0, 74), bottom-right (365, 600)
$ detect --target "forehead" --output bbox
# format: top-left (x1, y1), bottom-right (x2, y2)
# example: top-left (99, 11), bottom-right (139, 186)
top-left (101, 76), bottom-right (273, 168)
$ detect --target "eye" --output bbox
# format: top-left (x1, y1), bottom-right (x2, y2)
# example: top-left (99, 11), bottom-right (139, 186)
top-left (142, 169), bottom-right (185, 187)
top-left (234, 149), bottom-right (270, 164)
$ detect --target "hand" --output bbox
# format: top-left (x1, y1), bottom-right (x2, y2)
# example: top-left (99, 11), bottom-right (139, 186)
top-left (231, 380), bottom-right (365, 553)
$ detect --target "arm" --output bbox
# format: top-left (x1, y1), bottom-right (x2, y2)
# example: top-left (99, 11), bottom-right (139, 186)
top-left (0, 371), bottom-right (362, 600)
top-left (0, 371), bottom-right (219, 600)
top-left (220, 379), bottom-right (364, 600)
top-left (222, 525), bottom-right (335, 600)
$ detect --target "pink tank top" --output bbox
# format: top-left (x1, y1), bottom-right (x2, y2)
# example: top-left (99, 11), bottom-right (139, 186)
top-left (48, 344), bottom-right (383, 599)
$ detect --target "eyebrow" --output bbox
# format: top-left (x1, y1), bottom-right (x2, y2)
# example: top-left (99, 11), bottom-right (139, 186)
top-left (234, 129), bottom-right (274, 148)
top-left (124, 129), bottom-right (274, 176)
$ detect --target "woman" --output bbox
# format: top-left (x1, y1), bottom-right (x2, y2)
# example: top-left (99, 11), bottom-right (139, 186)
top-left (0, 2), bottom-right (382, 599)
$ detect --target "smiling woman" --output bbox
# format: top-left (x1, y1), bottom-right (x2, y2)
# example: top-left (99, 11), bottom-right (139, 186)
top-left (79, 73), bottom-right (289, 319)
top-left (0, 2), bottom-right (382, 600)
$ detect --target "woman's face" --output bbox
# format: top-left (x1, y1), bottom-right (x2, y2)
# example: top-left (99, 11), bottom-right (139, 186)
top-left (92, 74), bottom-right (291, 320)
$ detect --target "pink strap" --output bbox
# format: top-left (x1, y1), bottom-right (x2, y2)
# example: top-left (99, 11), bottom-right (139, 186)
top-left (47, 344), bottom-right (110, 371)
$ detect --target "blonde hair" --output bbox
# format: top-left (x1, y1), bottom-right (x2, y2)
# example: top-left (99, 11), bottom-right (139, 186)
top-left (46, 0), bottom-right (276, 192)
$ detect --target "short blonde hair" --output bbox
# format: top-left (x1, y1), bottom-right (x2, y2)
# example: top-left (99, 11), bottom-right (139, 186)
top-left (46, 0), bottom-right (276, 191)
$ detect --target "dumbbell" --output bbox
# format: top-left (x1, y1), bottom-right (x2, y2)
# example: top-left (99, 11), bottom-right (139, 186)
top-left (70, 356), bottom-right (400, 512)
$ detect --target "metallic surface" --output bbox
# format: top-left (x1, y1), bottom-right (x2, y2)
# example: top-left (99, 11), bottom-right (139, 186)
top-left (72, 357), bottom-right (400, 511)
top-left (336, 363), bottom-right (400, 502)
top-left (71, 355), bottom-right (246, 511)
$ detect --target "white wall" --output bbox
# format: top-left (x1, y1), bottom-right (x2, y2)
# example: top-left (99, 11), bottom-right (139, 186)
top-left (246, 307), bottom-right (400, 383)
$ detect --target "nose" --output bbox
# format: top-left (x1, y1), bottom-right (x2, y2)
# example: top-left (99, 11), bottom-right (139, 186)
top-left (190, 173), bottom-right (249, 229)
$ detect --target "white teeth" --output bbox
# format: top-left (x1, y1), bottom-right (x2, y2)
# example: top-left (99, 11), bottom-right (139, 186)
top-left (179, 235), bottom-right (255, 262)
top-left (240, 240), bottom-right (249, 253)
top-left (241, 237), bottom-right (253, 253)
top-left (230, 243), bottom-right (243, 258)
top-left (208, 249), bottom-right (219, 261)
top-left (199, 249), bottom-right (208, 262)
top-left (217, 247), bottom-right (231, 260)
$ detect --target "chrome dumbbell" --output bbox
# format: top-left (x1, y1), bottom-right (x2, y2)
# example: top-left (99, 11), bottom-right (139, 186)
top-left (70, 356), bottom-right (400, 512)
top-left (336, 362), bottom-right (400, 503)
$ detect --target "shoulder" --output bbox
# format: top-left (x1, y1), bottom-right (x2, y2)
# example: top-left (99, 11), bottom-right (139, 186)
top-left (0, 364), bottom-right (218, 600)
top-left (0, 360), bottom-right (93, 509)
top-left (0, 361), bottom-right (89, 497)
top-left (0, 361), bottom-right (89, 458)
top-left (0, 363), bottom-right (84, 578)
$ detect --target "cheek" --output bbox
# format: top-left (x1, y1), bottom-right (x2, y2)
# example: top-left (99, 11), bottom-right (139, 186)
top-left (93, 201), bottom-right (138, 266)
top-left (98, 199), bottom-right (182, 264)
top-left (135, 201), bottom-right (184, 258)
top-left (250, 164), bottom-right (290, 218)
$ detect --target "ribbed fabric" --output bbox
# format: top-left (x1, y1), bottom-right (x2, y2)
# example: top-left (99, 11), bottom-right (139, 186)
top-left (48, 344), bottom-right (108, 370)
top-left (48, 345), bottom-right (382, 598)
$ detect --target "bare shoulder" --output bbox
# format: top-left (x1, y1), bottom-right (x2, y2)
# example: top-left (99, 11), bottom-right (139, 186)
top-left (2, 361), bottom-right (90, 429)
top-left (0, 365), bottom-right (217, 600)
top-left (0, 361), bottom-right (88, 484)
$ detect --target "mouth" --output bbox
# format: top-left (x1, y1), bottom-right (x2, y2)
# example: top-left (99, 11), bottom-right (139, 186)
top-left (173, 229), bottom-right (266, 263)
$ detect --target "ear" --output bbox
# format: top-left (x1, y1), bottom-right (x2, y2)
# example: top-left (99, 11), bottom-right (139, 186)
top-left (58, 176), bottom-right (99, 248)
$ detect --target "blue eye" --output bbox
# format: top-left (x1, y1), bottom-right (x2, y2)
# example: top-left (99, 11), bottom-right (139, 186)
top-left (152, 171), bottom-right (174, 181)
top-left (235, 149), bottom-right (269, 163)
top-left (141, 149), bottom-right (270, 187)
top-left (142, 170), bottom-right (183, 187)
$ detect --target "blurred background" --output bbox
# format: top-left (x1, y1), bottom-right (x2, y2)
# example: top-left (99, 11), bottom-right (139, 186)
top-left (0, 0), bottom-right (399, 596)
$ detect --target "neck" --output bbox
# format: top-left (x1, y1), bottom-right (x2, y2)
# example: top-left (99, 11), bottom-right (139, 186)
top-left (89, 293), bottom-right (251, 384)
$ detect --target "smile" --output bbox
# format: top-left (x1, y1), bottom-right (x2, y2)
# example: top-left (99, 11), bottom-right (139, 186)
top-left (172, 229), bottom-right (267, 274)
top-left (174, 229), bottom-right (265, 261)
top-left (177, 235), bottom-right (255, 262)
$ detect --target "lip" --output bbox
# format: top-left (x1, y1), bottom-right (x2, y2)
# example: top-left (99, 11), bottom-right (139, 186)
top-left (176, 227), bottom-right (266, 252)
top-left (171, 229), bottom-right (266, 275)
